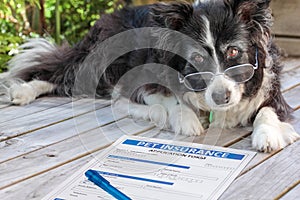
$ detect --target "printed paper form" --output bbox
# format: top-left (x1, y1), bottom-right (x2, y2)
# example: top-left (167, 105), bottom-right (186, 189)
top-left (43, 135), bottom-right (256, 200)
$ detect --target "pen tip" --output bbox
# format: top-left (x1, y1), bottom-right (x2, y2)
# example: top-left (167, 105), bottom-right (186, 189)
top-left (85, 169), bottom-right (96, 178)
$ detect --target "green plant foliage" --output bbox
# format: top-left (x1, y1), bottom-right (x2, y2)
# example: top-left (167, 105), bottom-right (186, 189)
top-left (0, 0), bottom-right (124, 72)
top-left (47, 0), bottom-right (122, 44)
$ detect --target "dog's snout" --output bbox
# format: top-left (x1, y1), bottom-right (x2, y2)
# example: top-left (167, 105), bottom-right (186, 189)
top-left (212, 90), bottom-right (231, 105)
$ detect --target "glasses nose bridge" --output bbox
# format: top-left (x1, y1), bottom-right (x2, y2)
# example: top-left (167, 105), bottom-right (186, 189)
top-left (212, 71), bottom-right (226, 81)
top-left (214, 72), bottom-right (224, 77)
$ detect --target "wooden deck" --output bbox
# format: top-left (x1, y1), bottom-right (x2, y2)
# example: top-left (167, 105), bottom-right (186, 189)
top-left (1, 58), bottom-right (300, 199)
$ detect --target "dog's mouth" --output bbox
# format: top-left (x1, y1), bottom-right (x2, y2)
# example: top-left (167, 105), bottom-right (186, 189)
top-left (210, 102), bottom-right (235, 111)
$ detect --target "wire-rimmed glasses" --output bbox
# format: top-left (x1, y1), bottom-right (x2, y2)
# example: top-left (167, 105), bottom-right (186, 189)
top-left (179, 49), bottom-right (258, 91)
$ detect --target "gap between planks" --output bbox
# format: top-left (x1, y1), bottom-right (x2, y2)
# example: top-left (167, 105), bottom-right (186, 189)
top-left (275, 180), bottom-right (300, 200)
top-left (279, 181), bottom-right (300, 200)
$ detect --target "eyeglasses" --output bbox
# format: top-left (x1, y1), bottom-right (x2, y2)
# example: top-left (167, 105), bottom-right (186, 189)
top-left (179, 49), bottom-right (258, 91)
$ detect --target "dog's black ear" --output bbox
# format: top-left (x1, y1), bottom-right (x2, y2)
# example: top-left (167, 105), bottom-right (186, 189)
top-left (225, 0), bottom-right (272, 44)
top-left (150, 2), bottom-right (193, 30)
top-left (225, 0), bottom-right (272, 24)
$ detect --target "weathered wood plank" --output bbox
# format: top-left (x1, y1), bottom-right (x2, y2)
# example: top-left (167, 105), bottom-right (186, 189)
top-left (271, 0), bottom-right (300, 56)
top-left (280, 66), bottom-right (300, 91)
top-left (0, 98), bottom-right (110, 142)
top-left (271, 0), bottom-right (300, 37)
top-left (1, 154), bottom-right (95, 200)
top-left (291, 109), bottom-right (300, 133)
top-left (0, 118), bottom-right (154, 189)
top-left (281, 58), bottom-right (300, 73)
top-left (0, 105), bottom-right (127, 163)
top-left (283, 85), bottom-right (300, 110)
top-left (220, 139), bottom-right (300, 199)
top-left (0, 97), bottom-right (72, 123)
top-left (275, 38), bottom-right (300, 57)
top-left (280, 183), bottom-right (300, 200)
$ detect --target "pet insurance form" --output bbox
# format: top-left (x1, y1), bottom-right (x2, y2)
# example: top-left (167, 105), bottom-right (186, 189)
top-left (43, 136), bottom-right (256, 200)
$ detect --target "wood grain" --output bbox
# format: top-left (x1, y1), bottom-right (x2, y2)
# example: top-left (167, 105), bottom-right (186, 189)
top-left (0, 97), bottom-right (71, 124)
top-left (220, 140), bottom-right (300, 199)
top-left (0, 118), bottom-right (154, 189)
top-left (0, 99), bottom-right (110, 142)
top-left (275, 38), bottom-right (300, 57)
top-left (271, 0), bottom-right (300, 37)
top-left (280, 66), bottom-right (300, 92)
top-left (1, 154), bottom-right (95, 200)
top-left (283, 85), bottom-right (300, 110)
top-left (281, 58), bottom-right (300, 73)
top-left (0, 105), bottom-right (127, 163)
top-left (280, 182), bottom-right (300, 200)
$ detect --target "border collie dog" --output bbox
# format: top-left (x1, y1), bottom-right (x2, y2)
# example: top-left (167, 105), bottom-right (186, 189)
top-left (1, 0), bottom-right (299, 152)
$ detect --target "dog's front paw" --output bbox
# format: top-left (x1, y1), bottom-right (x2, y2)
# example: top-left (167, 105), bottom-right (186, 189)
top-left (169, 106), bottom-right (204, 136)
top-left (252, 123), bottom-right (299, 153)
top-left (9, 83), bottom-right (37, 105)
top-left (115, 98), bottom-right (168, 129)
top-left (252, 107), bottom-right (300, 152)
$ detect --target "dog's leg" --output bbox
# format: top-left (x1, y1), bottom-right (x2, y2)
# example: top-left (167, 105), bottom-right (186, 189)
top-left (115, 94), bottom-right (204, 135)
top-left (9, 80), bottom-right (56, 105)
top-left (114, 97), bottom-right (168, 129)
top-left (252, 107), bottom-right (299, 152)
top-left (143, 94), bottom-right (204, 136)
top-left (167, 103), bottom-right (204, 136)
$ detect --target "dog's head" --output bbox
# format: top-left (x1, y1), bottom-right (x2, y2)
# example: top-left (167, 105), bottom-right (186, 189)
top-left (151, 0), bottom-right (273, 111)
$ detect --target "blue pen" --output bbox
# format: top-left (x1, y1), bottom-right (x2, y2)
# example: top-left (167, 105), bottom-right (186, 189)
top-left (85, 169), bottom-right (132, 200)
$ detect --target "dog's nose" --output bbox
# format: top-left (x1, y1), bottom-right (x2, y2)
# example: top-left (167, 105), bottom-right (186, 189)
top-left (212, 90), bottom-right (231, 105)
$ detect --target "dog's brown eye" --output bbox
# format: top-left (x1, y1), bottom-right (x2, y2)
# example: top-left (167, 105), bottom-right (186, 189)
top-left (191, 53), bottom-right (204, 63)
top-left (227, 47), bottom-right (239, 59)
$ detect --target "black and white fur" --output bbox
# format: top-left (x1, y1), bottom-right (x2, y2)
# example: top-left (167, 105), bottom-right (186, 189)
top-left (1, 0), bottom-right (299, 152)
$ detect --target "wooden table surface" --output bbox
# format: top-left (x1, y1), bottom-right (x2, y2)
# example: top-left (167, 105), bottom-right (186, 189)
top-left (1, 58), bottom-right (300, 200)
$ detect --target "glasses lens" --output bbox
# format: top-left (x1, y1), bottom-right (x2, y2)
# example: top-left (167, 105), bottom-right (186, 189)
top-left (224, 64), bottom-right (254, 83)
top-left (184, 72), bottom-right (213, 91)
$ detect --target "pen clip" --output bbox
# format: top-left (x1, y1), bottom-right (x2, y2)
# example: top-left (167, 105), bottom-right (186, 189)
top-left (85, 169), bottom-right (109, 185)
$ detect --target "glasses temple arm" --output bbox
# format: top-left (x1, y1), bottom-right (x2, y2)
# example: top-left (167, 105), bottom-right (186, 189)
top-left (178, 72), bottom-right (185, 83)
top-left (253, 48), bottom-right (259, 69)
